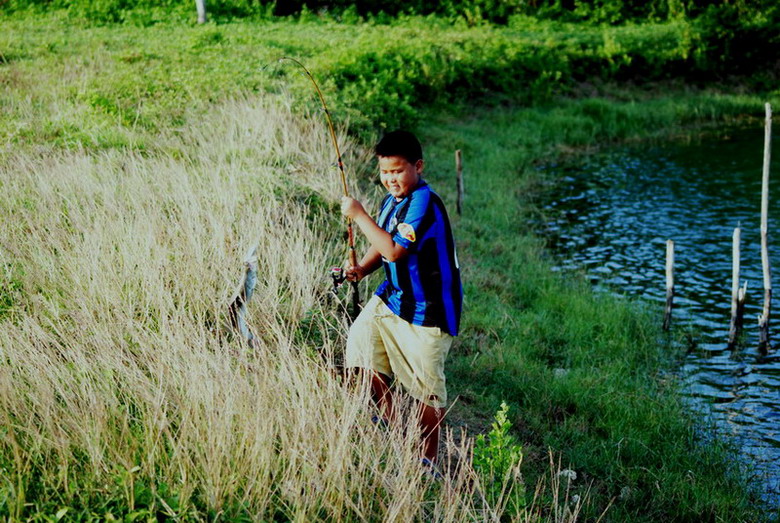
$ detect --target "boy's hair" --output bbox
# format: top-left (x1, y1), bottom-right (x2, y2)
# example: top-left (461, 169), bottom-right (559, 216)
top-left (375, 130), bottom-right (423, 164)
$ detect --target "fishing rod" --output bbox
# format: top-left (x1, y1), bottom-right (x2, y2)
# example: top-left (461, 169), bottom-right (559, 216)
top-left (275, 57), bottom-right (361, 320)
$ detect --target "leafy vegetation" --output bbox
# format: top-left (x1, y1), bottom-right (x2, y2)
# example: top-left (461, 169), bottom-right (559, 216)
top-left (2, 6), bottom-right (779, 144)
top-left (3, 0), bottom-right (779, 26)
top-left (473, 402), bottom-right (527, 515)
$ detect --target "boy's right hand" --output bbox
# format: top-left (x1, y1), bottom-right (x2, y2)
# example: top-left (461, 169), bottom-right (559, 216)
top-left (345, 264), bottom-right (366, 282)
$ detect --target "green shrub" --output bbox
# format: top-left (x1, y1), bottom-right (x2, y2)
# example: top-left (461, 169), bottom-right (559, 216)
top-left (693, 2), bottom-right (780, 79)
top-left (312, 19), bottom-right (699, 133)
top-left (2, 0), bottom-right (777, 28)
top-left (473, 402), bottom-right (526, 515)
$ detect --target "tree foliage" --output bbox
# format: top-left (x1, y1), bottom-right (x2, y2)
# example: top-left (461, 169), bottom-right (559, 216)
top-left (1, 0), bottom-right (777, 25)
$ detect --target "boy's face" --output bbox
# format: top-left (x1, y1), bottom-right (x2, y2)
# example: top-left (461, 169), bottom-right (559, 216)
top-left (378, 155), bottom-right (423, 200)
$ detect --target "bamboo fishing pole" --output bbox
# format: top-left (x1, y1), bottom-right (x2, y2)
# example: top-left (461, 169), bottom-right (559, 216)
top-left (276, 57), bottom-right (360, 319)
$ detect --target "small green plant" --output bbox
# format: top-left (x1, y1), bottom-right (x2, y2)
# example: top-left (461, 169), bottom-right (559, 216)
top-left (0, 262), bottom-right (23, 321)
top-left (473, 401), bottom-right (526, 516)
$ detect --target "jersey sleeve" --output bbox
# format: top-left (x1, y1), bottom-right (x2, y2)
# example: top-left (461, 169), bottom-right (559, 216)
top-left (393, 189), bottom-right (431, 250)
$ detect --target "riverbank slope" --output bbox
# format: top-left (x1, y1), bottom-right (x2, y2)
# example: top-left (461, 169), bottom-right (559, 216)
top-left (1, 10), bottom-right (776, 520)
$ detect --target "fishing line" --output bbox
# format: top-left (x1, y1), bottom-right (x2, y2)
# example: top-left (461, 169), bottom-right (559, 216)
top-left (269, 57), bottom-right (361, 317)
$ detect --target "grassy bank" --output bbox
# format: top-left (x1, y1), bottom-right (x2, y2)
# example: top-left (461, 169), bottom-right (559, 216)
top-left (0, 96), bottom-right (535, 520)
top-left (1, 10), bottom-right (777, 520)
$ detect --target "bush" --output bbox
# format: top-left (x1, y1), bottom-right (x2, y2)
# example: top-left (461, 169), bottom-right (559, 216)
top-left (310, 19), bottom-right (699, 134)
top-left (1, 0), bottom-right (776, 26)
top-left (693, 2), bottom-right (780, 79)
top-left (0, 0), bottom-right (271, 23)
top-left (473, 402), bottom-right (526, 516)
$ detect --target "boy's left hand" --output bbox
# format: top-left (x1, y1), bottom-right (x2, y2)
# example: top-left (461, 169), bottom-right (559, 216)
top-left (340, 196), bottom-right (365, 220)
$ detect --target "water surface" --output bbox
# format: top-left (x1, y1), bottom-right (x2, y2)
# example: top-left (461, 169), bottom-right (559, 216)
top-left (539, 128), bottom-right (780, 506)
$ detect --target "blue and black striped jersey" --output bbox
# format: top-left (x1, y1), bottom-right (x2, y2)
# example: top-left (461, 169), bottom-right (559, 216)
top-left (374, 180), bottom-right (463, 336)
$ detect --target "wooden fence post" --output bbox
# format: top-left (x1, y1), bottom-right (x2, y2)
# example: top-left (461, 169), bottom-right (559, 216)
top-left (663, 239), bottom-right (674, 331)
top-left (456, 149), bottom-right (464, 215)
top-left (759, 103), bottom-right (772, 352)
top-left (196, 0), bottom-right (207, 24)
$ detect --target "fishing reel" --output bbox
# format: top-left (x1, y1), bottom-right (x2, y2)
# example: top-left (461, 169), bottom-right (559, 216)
top-left (329, 266), bottom-right (361, 321)
top-left (330, 266), bottom-right (347, 295)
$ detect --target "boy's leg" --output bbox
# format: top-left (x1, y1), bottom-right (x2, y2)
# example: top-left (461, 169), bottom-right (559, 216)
top-left (419, 398), bottom-right (444, 463)
top-left (371, 371), bottom-right (394, 421)
top-left (346, 296), bottom-right (394, 415)
top-left (373, 312), bottom-right (452, 462)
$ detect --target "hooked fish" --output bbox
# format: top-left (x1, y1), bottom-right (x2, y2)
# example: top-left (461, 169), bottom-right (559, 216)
top-left (228, 245), bottom-right (258, 346)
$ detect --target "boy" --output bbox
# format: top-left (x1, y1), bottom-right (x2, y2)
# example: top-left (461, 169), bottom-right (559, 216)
top-left (340, 130), bottom-right (463, 467)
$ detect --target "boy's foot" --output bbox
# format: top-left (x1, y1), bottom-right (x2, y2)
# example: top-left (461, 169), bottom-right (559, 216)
top-left (370, 414), bottom-right (389, 429)
top-left (420, 458), bottom-right (443, 481)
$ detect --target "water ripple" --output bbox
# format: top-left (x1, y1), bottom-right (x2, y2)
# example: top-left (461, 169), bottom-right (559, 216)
top-left (538, 128), bottom-right (780, 508)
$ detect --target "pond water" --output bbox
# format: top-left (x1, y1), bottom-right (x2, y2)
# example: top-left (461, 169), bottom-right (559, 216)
top-left (538, 127), bottom-right (780, 508)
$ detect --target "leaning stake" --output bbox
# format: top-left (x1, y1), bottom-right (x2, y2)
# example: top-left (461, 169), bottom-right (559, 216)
top-left (729, 226), bottom-right (743, 346)
top-left (456, 149), bottom-right (464, 215)
top-left (738, 281), bottom-right (748, 334)
top-left (759, 103), bottom-right (772, 352)
top-left (663, 239), bottom-right (674, 331)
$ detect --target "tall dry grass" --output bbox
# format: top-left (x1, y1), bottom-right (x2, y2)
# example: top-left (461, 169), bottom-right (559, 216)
top-left (0, 95), bottom-right (548, 520)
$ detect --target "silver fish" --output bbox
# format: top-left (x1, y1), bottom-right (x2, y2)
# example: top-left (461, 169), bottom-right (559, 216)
top-left (228, 245), bottom-right (258, 345)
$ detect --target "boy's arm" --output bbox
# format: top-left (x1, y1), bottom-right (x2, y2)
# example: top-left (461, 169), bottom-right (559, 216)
top-left (346, 246), bottom-right (382, 282)
top-left (341, 197), bottom-right (408, 262)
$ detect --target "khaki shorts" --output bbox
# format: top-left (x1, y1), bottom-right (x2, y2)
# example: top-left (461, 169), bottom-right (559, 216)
top-left (346, 295), bottom-right (453, 408)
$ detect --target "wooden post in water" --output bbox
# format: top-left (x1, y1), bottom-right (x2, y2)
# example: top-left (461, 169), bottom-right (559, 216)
top-left (663, 239), bottom-right (674, 331)
top-left (728, 226), bottom-right (744, 346)
top-left (758, 103), bottom-right (773, 352)
top-left (456, 149), bottom-right (464, 215)
top-left (738, 281), bottom-right (747, 330)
